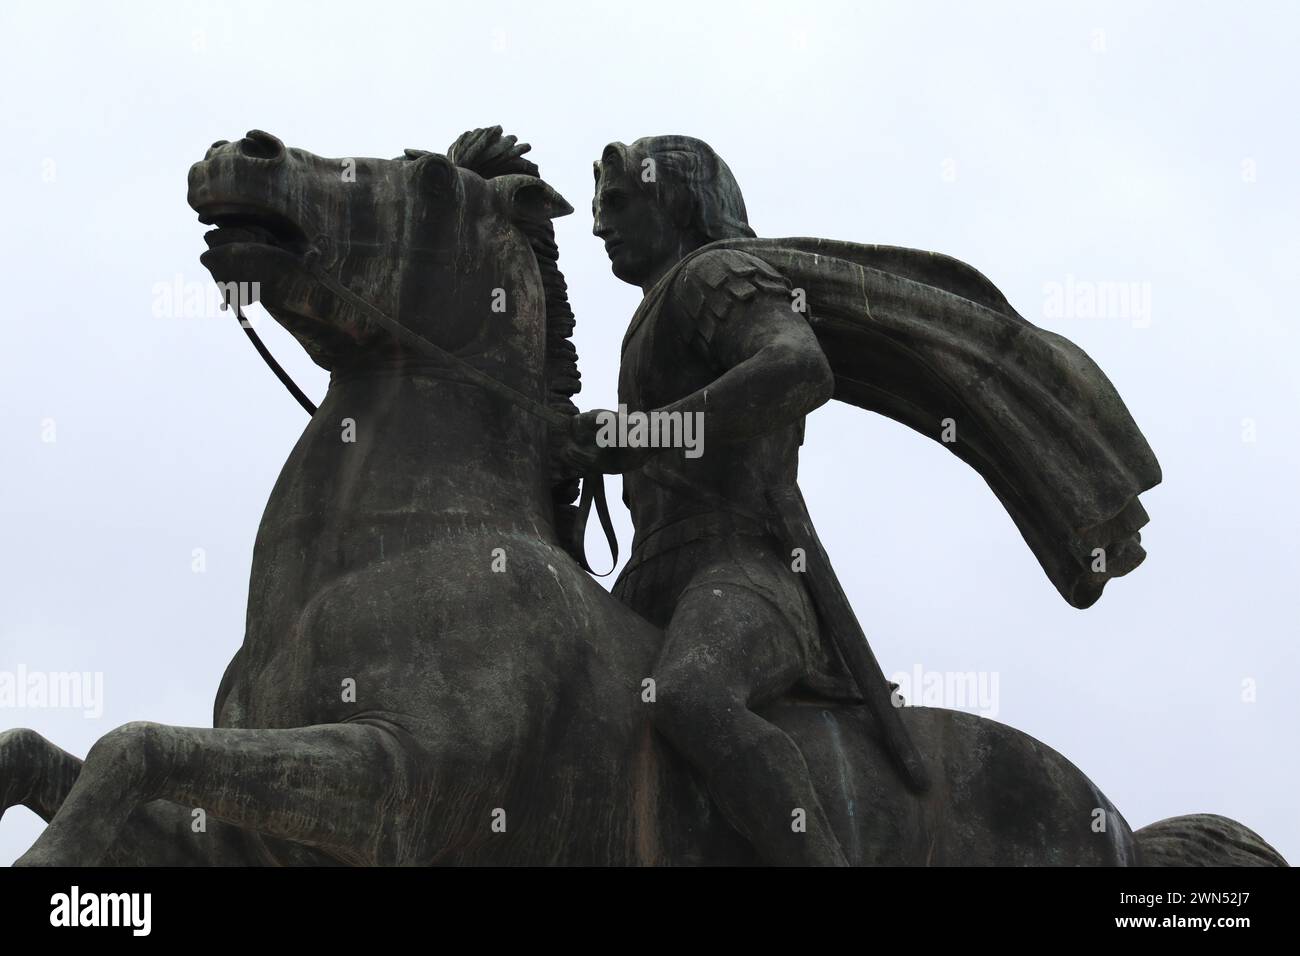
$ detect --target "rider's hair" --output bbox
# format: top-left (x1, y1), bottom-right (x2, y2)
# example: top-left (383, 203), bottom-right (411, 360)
top-left (446, 127), bottom-right (584, 555)
top-left (595, 136), bottom-right (756, 243)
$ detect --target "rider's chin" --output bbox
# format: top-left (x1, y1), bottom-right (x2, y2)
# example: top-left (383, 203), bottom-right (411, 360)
top-left (609, 251), bottom-right (643, 285)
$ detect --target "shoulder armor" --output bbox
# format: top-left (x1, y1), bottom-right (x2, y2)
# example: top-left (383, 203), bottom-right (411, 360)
top-left (673, 249), bottom-right (791, 331)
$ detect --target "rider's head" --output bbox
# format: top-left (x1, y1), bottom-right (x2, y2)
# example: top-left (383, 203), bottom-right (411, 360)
top-left (593, 135), bottom-right (754, 288)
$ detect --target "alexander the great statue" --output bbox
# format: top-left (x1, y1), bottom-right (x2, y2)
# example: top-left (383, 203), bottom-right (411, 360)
top-left (560, 135), bottom-right (1162, 866)
top-left (17, 125), bottom-right (1272, 870)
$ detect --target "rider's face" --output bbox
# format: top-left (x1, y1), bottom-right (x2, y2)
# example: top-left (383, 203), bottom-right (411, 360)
top-left (592, 164), bottom-right (688, 288)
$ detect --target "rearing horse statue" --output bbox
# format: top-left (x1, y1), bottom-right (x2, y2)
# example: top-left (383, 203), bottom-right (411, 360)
top-left (2, 127), bottom-right (1284, 866)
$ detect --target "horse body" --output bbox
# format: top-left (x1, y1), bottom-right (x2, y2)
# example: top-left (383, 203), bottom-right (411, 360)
top-left (195, 136), bottom-right (675, 862)
top-left (230, 375), bottom-right (673, 864)
top-left (1, 128), bottom-right (1283, 867)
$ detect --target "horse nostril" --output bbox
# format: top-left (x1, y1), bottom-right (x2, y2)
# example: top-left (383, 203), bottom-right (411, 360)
top-left (239, 129), bottom-right (285, 161)
top-left (204, 140), bottom-right (230, 160)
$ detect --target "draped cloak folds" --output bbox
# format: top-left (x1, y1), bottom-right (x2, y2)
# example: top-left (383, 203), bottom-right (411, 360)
top-left (663, 237), bottom-right (1162, 610)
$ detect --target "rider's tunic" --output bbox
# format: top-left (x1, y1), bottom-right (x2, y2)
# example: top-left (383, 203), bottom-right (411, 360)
top-left (611, 248), bottom-right (844, 693)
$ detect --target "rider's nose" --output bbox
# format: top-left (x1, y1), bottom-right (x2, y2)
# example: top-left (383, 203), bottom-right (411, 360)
top-left (238, 129), bottom-right (286, 162)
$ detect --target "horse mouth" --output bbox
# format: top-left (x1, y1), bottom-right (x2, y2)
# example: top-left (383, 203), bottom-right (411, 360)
top-left (197, 203), bottom-right (308, 254)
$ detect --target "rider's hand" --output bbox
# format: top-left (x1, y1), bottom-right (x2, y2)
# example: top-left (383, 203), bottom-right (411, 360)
top-left (555, 409), bottom-right (603, 474)
top-left (558, 409), bottom-right (652, 475)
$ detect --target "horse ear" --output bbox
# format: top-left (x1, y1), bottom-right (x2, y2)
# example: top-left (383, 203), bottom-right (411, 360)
top-left (411, 152), bottom-right (458, 197)
top-left (494, 174), bottom-right (574, 223)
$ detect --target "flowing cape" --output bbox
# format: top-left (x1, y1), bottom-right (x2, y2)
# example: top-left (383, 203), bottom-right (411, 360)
top-left (690, 237), bottom-right (1162, 609)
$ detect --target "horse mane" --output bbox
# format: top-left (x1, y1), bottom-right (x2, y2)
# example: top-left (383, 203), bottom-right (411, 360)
top-left (445, 127), bottom-right (584, 554)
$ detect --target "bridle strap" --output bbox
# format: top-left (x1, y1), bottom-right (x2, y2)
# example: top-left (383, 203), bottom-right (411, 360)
top-left (229, 263), bottom-right (618, 576)
top-left (233, 304), bottom-right (318, 415)
top-left (304, 261), bottom-right (570, 429)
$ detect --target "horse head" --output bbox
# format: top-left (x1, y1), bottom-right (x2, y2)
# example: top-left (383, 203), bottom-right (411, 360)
top-left (186, 129), bottom-right (573, 376)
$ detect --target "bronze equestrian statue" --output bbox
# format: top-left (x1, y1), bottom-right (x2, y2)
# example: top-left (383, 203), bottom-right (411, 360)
top-left (1, 127), bottom-right (1285, 867)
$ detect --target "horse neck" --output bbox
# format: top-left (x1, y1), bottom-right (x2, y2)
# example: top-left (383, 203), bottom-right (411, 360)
top-left (262, 363), bottom-right (556, 551)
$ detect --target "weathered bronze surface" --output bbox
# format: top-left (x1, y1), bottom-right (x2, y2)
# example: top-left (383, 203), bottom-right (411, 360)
top-left (2, 127), bottom-right (1284, 867)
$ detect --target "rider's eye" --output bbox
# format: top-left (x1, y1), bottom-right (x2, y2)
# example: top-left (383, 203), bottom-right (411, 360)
top-left (603, 191), bottom-right (626, 211)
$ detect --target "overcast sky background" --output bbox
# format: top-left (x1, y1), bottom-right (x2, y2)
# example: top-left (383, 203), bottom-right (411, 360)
top-left (2, 0), bottom-right (1296, 864)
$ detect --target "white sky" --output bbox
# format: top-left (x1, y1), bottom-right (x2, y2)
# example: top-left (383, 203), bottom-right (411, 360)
top-left (2, 0), bottom-right (1296, 865)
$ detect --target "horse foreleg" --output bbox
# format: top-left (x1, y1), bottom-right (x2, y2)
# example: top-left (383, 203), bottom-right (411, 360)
top-left (3, 728), bottom-right (261, 865)
top-left (14, 720), bottom-right (431, 867)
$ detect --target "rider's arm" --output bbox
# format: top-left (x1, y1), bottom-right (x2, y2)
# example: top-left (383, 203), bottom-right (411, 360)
top-left (653, 249), bottom-right (833, 446)
top-left (562, 250), bottom-right (834, 476)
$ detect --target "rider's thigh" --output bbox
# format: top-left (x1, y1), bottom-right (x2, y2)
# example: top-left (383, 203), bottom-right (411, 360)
top-left (656, 581), bottom-right (806, 708)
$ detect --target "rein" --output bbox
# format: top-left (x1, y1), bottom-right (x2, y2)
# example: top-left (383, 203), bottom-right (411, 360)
top-left (228, 261), bottom-right (618, 576)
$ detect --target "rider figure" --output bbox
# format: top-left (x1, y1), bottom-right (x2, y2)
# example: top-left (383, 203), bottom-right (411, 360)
top-left (564, 136), bottom-right (850, 866)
